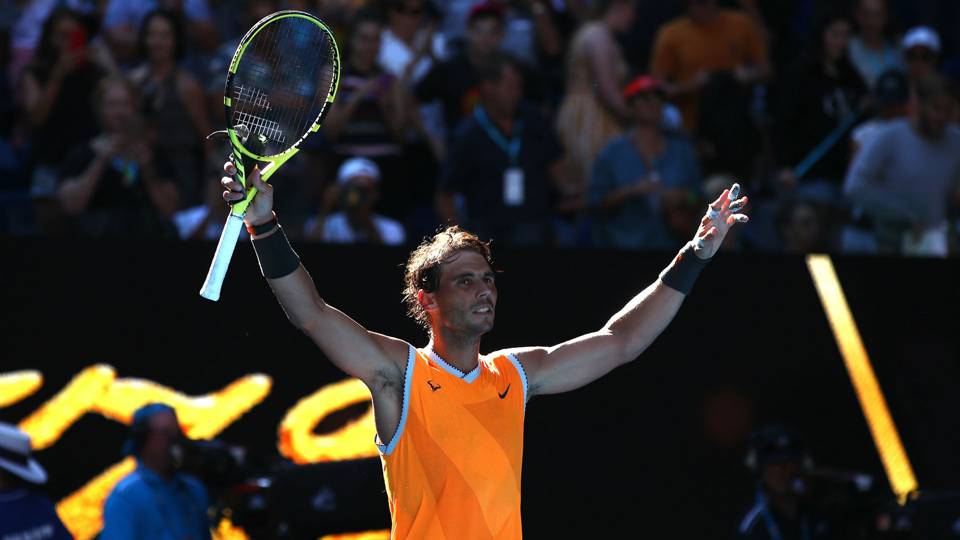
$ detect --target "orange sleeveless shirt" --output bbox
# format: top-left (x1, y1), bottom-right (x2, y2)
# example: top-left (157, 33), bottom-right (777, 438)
top-left (377, 346), bottom-right (528, 539)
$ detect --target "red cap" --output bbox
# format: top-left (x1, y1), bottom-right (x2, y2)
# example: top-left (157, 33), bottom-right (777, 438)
top-left (623, 75), bottom-right (663, 101)
top-left (468, 1), bottom-right (506, 24)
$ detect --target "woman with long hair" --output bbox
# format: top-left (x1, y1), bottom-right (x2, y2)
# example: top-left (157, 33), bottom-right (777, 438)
top-left (773, 10), bottom-right (867, 195)
top-left (129, 9), bottom-right (211, 208)
top-left (554, 0), bottom-right (635, 240)
top-left (19, 8), bottom-right (109, 233)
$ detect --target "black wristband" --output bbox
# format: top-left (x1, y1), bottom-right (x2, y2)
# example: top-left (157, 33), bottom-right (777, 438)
top-left (246, 212), bottom-right (278, 236)
top-left (658, 242), bottom-right (709, 295)
top-left (251, 224), bottom-right (300, 279)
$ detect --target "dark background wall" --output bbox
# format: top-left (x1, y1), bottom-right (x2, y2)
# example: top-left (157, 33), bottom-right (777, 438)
top-left (2, 239), bottom-right (958, 537)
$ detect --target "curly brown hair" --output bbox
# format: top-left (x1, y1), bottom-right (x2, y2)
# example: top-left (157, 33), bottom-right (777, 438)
top-left (402, 226), bottom-right (494, 330)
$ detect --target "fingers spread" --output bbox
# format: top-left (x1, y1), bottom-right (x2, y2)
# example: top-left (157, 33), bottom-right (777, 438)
top-left (728, 195), bottom-right (749, 213)
top-left (727, 214), bottom-right (750, 225)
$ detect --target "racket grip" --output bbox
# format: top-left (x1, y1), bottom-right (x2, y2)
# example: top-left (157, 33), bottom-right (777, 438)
top-left (200, 214), bottom-right (246, 301)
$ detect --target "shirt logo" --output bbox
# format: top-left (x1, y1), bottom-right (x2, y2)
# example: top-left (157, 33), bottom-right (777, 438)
top-left (427, 380), bottom-right (442, 392)
top-left (498, 384), bottom-right (511, 399)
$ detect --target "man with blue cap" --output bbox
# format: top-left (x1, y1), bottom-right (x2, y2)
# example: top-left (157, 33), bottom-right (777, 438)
top-left (101, 403), bottom-right (210, 540)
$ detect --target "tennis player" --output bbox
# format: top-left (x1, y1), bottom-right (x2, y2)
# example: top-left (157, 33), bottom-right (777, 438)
top-left (222, 166), bottom-right (748, 539)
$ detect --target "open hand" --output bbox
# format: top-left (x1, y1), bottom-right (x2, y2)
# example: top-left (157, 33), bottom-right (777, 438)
top-left (691, 183), bottom-right (749, 259)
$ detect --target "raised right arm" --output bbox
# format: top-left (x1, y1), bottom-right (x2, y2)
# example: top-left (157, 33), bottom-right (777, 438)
top-left (221, 164), bottom-right (408, 387)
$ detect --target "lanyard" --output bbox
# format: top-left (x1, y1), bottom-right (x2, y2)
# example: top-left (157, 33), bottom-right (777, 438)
top-left (757, 491), bottom-right (811, 540)
top-left (474, 106), bottom-right (523, 165)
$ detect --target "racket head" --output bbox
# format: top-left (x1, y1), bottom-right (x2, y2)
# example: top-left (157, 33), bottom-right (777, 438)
top-left (224, 10), bottom-right (340, 162)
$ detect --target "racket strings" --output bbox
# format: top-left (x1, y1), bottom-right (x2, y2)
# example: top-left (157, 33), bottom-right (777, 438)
top-left (230, 15), bottom-right (336, 157)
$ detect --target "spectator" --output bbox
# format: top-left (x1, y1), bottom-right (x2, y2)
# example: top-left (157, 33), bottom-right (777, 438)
top-left (0, 423), bottom-right (72, 540)
top-left (378, 0), bottom-right (447, 85)
top-left (101, 404), bottom-right (210, 540)
top-left (736, 425), bottom-right (831, 539)
top-left (173, 170), bottom-right (247, 241)
top-left (775, 197), bottom-right (832, 254)
top-left (901, 25), bottom-right (940, 85)
top-left (773, 10), bottom-right (867, 198)
top-left (19, 8), bottom-right (108, 234)
top-left (304, 157), bottom-right (406, 245)
top-left (554, 0), bottom-right (634, 212)
top-left (851, 68), bottom-right (909, 155)
top-left (101, 0), bottom-right (218, 65)
top-left (650, 0), bottom-right (769, 179)
top-left (129, 10), bottom-right (212, 208)
top-left (323, 9), bottom-right (410, 220)
top-left (589, 75), bottom-right (702, 250)
top-left (848, 0), bottom-right (904, 89)
top-left (9, 0), bottom-right (99, 82)
top-left (650, 0), bottom-right (769, 135)
top-left (415, 1), bottom-right (506, 138)
top-left (437, 53), bottom-right (563, 246)
top-left (57, 76), bottom-right (179, 236)
top-left (843, 73), bottom-right (960, 256)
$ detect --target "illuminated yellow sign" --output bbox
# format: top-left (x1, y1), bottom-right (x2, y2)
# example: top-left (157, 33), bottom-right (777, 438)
top-left (807, 255), bottom-right (918, 504)
top-left (0, 365), bottom-right (388, 539)
top-left (0, 370), bottom-right (43, 407)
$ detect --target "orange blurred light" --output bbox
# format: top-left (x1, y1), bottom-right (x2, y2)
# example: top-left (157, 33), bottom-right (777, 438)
top-left (806, 255), bottom-right (918, 504)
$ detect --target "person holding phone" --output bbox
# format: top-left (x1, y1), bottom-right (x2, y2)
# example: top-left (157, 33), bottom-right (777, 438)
top-left (18, 8), bottom-right (108, 234)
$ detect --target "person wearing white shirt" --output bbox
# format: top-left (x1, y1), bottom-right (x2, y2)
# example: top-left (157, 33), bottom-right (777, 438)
top-left (304, 157), bottom-right (406, 246)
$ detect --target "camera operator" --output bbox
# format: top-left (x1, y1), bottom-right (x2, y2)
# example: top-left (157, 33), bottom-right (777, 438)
top-left (737, 425), bottom-right (830, 540)
top-left (101, 403), bottom-right (211, 540)
top-left (303, 157), bottom-right (406, 245)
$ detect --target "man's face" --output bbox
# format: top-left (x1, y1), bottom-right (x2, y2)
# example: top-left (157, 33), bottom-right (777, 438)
top-left (905, 46), bottom-right (938, 81)
top-left (466, 17), bottom-right (504, 59)
top-left (856, 0), bottom-right (887, 36)
top-left (426, 250), bottom-right (497, 336)
top-left (917, 94), bottom-right (952, 139)
top-left (762, 459), bottom-right (803, 496)
top-left (481, 65), bottom-right (522, 117)
top-left (141, 411), bottom-right (182, 470)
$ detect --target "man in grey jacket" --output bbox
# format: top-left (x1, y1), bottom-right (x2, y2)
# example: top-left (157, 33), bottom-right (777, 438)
top-left (844, 73), bottom-right (960, 255)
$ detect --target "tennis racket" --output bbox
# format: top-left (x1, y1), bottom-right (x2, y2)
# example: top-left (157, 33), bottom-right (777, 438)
top-left (200, 10), bottom-right (340, 301)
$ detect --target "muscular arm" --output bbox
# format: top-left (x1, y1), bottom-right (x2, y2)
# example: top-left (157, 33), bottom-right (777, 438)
top-left (503, 186), bottom-right (749, 397)
top-left (509, 280), bottom-right (685, 396)
top-left (264, 261), bottom-right (409, 386)
top-left (223, 167), bottom-right (407, 389)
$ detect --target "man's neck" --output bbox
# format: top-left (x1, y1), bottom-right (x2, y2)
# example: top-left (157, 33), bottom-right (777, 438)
top-left (862, 32), bottom-right (885, 50)
top-left (429, 330), bottom-right (482, 373)
top-left (484, 106), bottom-right (515, 135)
top-left (140, 458), bottom-right (174, 482)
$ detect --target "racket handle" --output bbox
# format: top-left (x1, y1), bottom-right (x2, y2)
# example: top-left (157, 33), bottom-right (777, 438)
top-left (200, 214), bottom-right (245, 301)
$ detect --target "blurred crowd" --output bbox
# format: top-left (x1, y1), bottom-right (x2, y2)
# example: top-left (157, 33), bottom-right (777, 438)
top-left (1, 0), bottom-right (959, 256)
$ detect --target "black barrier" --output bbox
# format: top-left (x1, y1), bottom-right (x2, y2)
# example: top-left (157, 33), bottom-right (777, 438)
top-left (2, 239), bottom-right (959, 537)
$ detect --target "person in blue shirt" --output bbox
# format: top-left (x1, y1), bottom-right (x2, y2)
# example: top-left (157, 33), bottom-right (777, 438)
top-left (589, 75), bottom-right (703, 250)
top-left (101, 403), bottom-right (210, 540)
top-left (0, 422), bottom-right (73, 540)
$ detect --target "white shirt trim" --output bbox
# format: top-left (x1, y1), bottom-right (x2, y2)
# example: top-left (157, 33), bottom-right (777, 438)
top-left (425, 348), bottom-right (481, 383)
top-left (375, 344), bottom-right (415, 456)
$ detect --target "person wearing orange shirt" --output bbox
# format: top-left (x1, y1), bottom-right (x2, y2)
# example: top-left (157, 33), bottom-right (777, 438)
top-left (220, 164), bottom-right (749, 538)
top-left (650, 0), bottom-right (770, 134)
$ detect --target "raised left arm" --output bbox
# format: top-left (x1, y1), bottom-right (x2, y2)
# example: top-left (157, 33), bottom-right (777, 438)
top-left (508, 185), bottom-right (749, 397)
